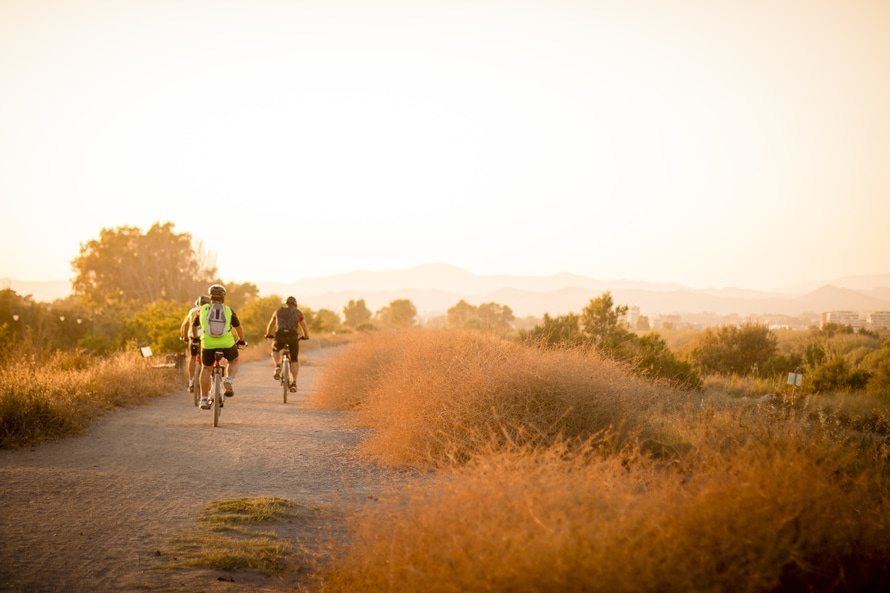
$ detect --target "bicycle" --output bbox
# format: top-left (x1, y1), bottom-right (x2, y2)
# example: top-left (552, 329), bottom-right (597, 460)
top-left (267, 335), bottom-right (308, 403)
top-left (205, 341), bottom-right (247, 427)
top-left (208, 352), bottom-right (225, 427)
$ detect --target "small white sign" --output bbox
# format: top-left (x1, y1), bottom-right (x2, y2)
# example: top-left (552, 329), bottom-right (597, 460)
top-left (140, 346), bottom-right (153, 358)
top-left (787, 372), bottom-right (803, 387)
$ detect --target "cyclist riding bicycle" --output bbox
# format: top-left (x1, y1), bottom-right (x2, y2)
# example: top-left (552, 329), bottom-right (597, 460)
top-left (194, 284), bottom-right (247, 409)
top-left (180, 295), bottom-right (210, 393)
top-left (264, 296), bottom-right (310, 389)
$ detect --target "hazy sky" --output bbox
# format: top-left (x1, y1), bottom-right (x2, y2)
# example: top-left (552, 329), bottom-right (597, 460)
top-left (2, 0), bottom-right (889, 290)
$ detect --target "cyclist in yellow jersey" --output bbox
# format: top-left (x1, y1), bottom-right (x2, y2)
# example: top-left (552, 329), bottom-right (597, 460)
top-left (193, 284), bottom-right (246, 409)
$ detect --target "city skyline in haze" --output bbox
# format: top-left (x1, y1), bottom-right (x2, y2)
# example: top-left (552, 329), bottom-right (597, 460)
top-left (2, 0), bottom-right (889, 290)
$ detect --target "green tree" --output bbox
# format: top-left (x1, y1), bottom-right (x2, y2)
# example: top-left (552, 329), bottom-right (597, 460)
top-left (239, 295), bottom-right (282, 342)
top-left (689, 324), bottom-right (778, 376)
top-left (804, 356), bottom-right (870, 393)
top-left (447, 300), bottom-right (514, 334)
top-left (0, 289), bottom-right (43, 345)
top-left (580, 292), bottom-right (632, 355)
top-left (310, 309), bottom-right (342, 333)
top-left (72, 222), bottom-right (214, 308)
top-left (223, 282), bottom-right (259, 310)
top-left (343, 299), bottom-right (372, 329)
top-left (122, 300), bottom-right (187, 354)
top-left (475, 302), bottom-right (514, 334)
top-left (620, 333), bottom-right (702, 389)
top-left (376, 299), bottom-right (417, 328)
top-left (520, 313), bottom-right (583, 347)
top-left (447, 300), bottom-right (476, 329)
top-left (865, 345), bottom-right (890, 400)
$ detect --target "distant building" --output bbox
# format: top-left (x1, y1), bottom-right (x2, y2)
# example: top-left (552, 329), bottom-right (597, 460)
top-left (626, 305), bottom-right (640, 326)
top-left (820, 311), bottom-right (863, 329)
top-left (867, 311), bottom-right (890, 329)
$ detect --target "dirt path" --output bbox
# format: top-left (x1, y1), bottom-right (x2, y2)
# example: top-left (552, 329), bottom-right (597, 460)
top-left (0, 348), bottom-right (402, 593)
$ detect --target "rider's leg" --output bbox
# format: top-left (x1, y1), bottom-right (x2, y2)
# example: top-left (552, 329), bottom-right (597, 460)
top-left (222, 350), bottom-right (239, 396)
top-left (200, 365), bottom-right (211, 396)
top-left (186, 349), bottom-right (195, 378)
top-left (227, 357), bottom-right (240, 378)
top-left (290, 359), bottom-right (300, 388)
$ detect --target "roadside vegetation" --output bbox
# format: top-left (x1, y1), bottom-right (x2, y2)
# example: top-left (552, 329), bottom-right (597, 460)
top-left (0, 350), bottom-right (177, 447)
top-left (311, 329), bottom-right (889, 593)
top-left (519, 293), bottom-right (702, 388)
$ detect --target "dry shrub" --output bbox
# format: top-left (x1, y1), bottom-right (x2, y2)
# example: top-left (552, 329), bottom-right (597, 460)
top-left (0, 351), bottom-right (177, 447)
top-left (311, 329), bottom-right (694, 466)
top-left (318, 415), bottom-right (889, 593)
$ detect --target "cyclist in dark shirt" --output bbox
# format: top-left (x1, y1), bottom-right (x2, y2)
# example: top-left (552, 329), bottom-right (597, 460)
top-left (264, 296), bottom-right (310, 388)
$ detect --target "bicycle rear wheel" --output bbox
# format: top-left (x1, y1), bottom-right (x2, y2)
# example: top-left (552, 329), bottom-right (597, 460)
top-left (212, 372), bottom-right (221, 427)
top-left (281, 361), bottom-right (289, 404)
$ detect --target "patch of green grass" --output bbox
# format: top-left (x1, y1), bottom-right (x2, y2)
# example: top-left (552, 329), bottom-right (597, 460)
top-left (201, 497), bottom-right (297, 524)
top-left (161, 497), bottom-right (311, 577)
top-left (168, 531), bottom-right (291, 574)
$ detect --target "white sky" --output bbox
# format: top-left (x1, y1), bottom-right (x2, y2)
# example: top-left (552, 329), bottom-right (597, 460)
top-left (1, 0), bottom-right (889, 289)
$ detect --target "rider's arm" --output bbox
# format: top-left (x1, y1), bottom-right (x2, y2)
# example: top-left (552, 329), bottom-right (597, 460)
top-left (299, 318), bottom-right (309, 338)
top-left (265, 313), bottom-right (277, 336)
top-left (230, 311), bottom-right (246, 342)
top-left (180, 314), bottom-right (192, 340)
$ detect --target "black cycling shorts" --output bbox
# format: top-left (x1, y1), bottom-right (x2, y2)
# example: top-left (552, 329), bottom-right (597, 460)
top-left (273, 334), bottom-right (299, 360)
top-left (201, 345), bottom-right (239, 367)
top-left (189, 340), bottom-right (201, 357)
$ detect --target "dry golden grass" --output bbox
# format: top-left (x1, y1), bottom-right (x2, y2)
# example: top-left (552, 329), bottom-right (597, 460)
top-left (318, 421), bottom-right (888, 593)
top-left (0, 351), bottom-right (177, 447)
top-left (311, 330), bottom-right (890, 593)
top-left (311, 329), bottom-right (697, 466)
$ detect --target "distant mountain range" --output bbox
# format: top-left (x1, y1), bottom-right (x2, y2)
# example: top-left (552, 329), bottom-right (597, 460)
top-left (258, 263), bottom-right (890, 317)
top-left (5, 264), bottom-right (890, 317)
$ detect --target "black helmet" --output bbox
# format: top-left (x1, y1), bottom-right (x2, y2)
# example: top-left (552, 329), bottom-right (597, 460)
top-left (194, 295), bottom-right (210, 307)
top-left (286, 296), bottom-right (297, 306)
top-left (209, 284), bottom-right (227, 298)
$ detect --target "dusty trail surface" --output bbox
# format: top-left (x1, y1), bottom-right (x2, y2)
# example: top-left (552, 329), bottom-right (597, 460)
top-left (0, 348), bottom-right (399, 593)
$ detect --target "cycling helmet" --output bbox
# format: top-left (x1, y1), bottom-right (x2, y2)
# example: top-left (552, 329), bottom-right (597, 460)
top-left (194, 295), bottom-right (210, 307)
top-left (286, 296), bottom-right (297, 306)
top-left (208, 284), bottom-right (227, 298)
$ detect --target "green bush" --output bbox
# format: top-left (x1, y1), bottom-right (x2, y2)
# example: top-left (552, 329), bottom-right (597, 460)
top-left (521, 294), bottom-right (700, 389)
top-left (804, 357), bottom-right (871, 393)
top-left (688, 324), bottom-right (777, 376)
top-left (122, 300), bottom-right (187, 354)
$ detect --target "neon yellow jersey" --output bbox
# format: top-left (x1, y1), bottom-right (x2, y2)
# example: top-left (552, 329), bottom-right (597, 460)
top-left (199, 303), bottom-right (236, 349)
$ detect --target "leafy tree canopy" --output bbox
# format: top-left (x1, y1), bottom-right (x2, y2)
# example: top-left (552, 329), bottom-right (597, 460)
top-left (377, 299), bottom-right (417, 329)
top-left (72, 222), bottom-right (215, 308)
